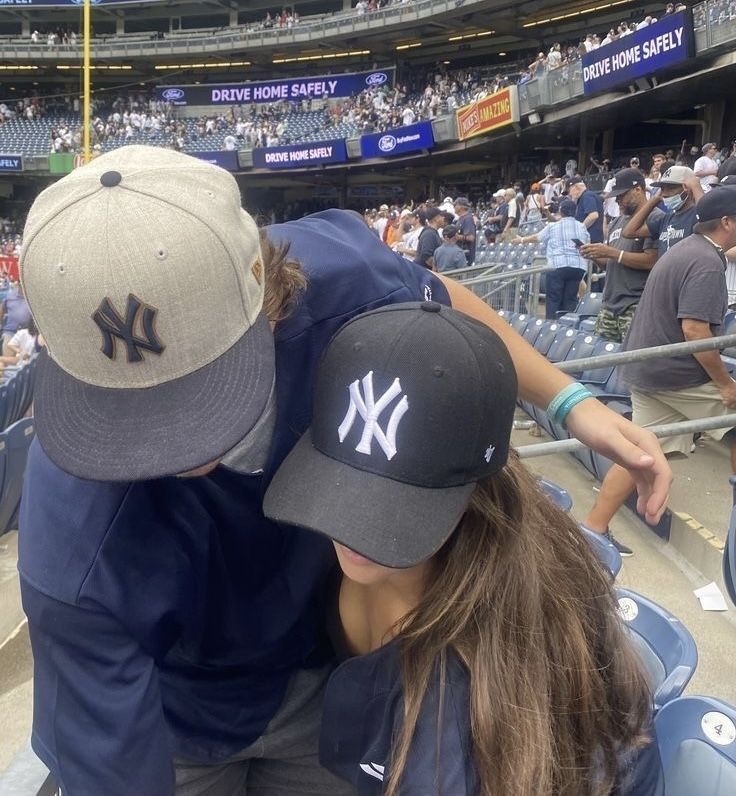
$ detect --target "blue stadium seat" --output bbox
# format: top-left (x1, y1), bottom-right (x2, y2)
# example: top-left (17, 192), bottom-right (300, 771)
top-left (0, 418), bottom-right (35, 536)
top-left (580, 525), bottom-right (622, 578)
top-left (510, 313), bottom-right (533, 337)
top-left (545, 327), bottom-right (579, 363)
top-left (523, 317), bottom-right (546, 346)
top-left (538, 478), bottom-right (572, 513)
top-left (558, 292), bottom-right (603, 327)
top-left (580, 338), bottom-right (621, 386)
top-left (616, 587), bottom-right (698, 711)
top-left (723, 475), bottom-right (736, 608)
top-left (532, 321), bottom-right (560, 356)
top-left (655, 695), bottom-right (736, 796)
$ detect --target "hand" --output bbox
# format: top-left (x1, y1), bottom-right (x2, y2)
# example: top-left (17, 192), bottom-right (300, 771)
top-left (566, 399), bottom-right (672, 525)
top-left (719, 380), bottom-right (736, 409)
top-left (579, 243), bottom-right (614, 260)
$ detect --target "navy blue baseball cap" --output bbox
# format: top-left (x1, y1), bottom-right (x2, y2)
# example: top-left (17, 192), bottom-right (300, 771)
top-left (264, 302), bottom-right (518, 568)
top-left (695, 185), bottom-right (736, 223)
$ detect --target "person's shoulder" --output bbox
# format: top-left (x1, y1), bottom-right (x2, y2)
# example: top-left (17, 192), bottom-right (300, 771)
top-left (19, 439), bottom-right (132, 605)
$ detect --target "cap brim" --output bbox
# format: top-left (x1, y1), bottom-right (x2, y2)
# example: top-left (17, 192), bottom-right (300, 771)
top-left (263, 432), bottom-right (475, 569)
top-left (34, 312), bottom-right (275, 481)
top-left (650, 180), bottom-right (681, 188)
top-left (602, 187), bottom-right (630, 197)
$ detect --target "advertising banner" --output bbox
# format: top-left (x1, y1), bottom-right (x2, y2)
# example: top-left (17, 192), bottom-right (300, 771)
top-left (582, 11), bottom-right (692, 95)
top-left (360, 121), bottom-right (434, 158)
top-left (193, 150), bottom-right (239, 171)
top-left (0, 155), bottom-right (23, 172)
top-left (456, 87), bottom-right (519, 141)
top-left (252, 140), bottom-right (347, 170)
top-left (156, 69), bottom-right (395, 107)
top-left (0, 0), bottom-right (155, 6)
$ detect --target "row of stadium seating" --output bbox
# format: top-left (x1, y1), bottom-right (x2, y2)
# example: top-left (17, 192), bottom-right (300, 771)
top-left (504, 303), bottom-right (736, 794)
top-left (0, 109), bottom-right (366, 156)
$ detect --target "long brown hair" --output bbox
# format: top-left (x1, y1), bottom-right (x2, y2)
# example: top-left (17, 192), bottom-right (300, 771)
top-left (259, 229), bottom-right (307, 323)
top-left (386, 453), bottom-right (651, 796)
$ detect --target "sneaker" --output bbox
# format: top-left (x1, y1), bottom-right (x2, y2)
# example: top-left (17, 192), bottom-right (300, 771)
top-left (605, 530), bottom-right (633, 557)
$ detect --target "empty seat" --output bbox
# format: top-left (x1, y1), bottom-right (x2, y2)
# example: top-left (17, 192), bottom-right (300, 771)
top-left (616, 587), bottom-right (698, 711)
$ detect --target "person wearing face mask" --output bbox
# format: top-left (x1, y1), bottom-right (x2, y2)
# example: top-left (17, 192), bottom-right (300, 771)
top-left (580, 167), bottom-right (658, 345)
top-left (621, 166), bottom-right (703, 260)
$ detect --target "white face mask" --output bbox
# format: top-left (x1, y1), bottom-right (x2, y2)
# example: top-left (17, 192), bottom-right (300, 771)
top-left (220, 380), bottom-right (277, 475)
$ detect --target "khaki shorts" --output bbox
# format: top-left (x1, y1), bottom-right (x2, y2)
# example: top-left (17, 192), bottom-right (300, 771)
top-left (631, 382), bottom-right (736, 456)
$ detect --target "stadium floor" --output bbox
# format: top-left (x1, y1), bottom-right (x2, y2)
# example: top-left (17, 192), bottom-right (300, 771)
top-left (1, 430), bottom-right (736, 773)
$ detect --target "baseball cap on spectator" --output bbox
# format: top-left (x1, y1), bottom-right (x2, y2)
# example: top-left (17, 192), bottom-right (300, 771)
top-left (651, 165), bottom-right (695, 187)
top-left (442, 196), bottom-right (454, 204)
top-left (559, 198), bottom-right (577, 217)
top-left (492, 189), bottom-right (506, 198)
top-left (702, 142), bottom-right (718, 153)
top-left (379, 203), bottom-right (389, 211)
top-left (454, 196), bottom-right (471, 208)
top-left (388, 210), bottom-right (399, 220)
top-left (694, 185), bottom-right (736, 222)
top-left (567, 177), bottom-right (585, 186)
top-left (20, 145), bottom-right (271, 482)
top-left (443, 224), bottom-right (459, 238)
top-left (263, 302), bottom-right (517, 568)
top-left (603, 168), bottom-right (645, 197)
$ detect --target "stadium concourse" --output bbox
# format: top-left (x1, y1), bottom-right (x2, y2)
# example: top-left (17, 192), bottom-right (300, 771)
top-left (3, 0), bottom-right (736, 793)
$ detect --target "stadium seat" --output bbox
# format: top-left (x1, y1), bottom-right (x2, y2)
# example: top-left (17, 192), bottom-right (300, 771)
top-left (510, 313), bottom-right (532, 336)
top-left (580, 525), bottom-right (622, 578)
top-left (723, 476), bottom-right (736, 608)
top-left (558, 292), bottom-right (603, 327)
top-left (523, 317), bottom-right (546, 346)
top-left (538, 478), bottom-right (572, 513)
top-left (580, 339), bottom-right (621, 387)
top-left (616, 587), bottom-right (698, 711)
top-left (578, 317), bottom-right (598, 333)
top-left (0, 418), bottom-right (35, 536)
top-left (533, 321), bottom-right (560, 357)
top-left (655, 695), bottom-right (736, 796)
top-left (545, 327), bottom-right (579, 363)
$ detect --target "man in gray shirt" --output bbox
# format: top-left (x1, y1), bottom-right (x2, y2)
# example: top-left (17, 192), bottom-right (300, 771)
top-left (583, 187), bottom-right (736, 552)
top-left (433, 225), bottom-right (467, 273)
top-left (580, 168), bottom-right (657, 342)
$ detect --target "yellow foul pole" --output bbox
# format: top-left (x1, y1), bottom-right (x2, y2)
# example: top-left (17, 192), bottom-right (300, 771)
top-left (83, 0), bottom-right (91, 163)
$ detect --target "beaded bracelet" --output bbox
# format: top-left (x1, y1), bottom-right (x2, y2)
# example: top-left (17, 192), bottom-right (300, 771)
top-left (547, 383), bottom-right (594, 427)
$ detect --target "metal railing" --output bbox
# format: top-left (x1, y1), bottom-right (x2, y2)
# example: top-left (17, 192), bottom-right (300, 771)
top-left (461, 264), bottom-right (552, 314)
top-left (0, 0), bottom-right (489, 60)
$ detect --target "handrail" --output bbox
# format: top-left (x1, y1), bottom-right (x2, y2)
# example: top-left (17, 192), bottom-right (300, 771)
top-left (518, 414), bottom-right (736, 458)
top-left (556, 333), bottom-right (736, 373)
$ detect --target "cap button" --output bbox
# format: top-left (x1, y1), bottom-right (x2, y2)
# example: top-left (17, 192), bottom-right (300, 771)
top-left (421, 301), bottom-right (442, 313)
top-left (100, 170), bottom-right (122, 188)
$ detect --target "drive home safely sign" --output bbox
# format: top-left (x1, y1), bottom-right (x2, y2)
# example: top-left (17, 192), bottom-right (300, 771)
top-left (456, 86), bottom-right (519, 141)
top-left (0, 155), bottom-right (23, 172)
top-left (582, 11), bottom-right (692, 95)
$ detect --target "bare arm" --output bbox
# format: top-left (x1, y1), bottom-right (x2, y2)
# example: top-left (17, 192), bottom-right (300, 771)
top-left (623, 195), bottom-right (660, 239)
top-left (582, 211), bottom-right (599, 229)
top-left (579, 244), bottom-right (657, 271)
top-left (681, 318), bottom-right (734, 389)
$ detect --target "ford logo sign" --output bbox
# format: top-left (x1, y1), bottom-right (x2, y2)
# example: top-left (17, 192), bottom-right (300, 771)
top-left (378, 135), bottom-right (397, 153)
top-left (365, 72), bottom-right (388, 87)
top-left (162, 88), bottom-right (185, 101)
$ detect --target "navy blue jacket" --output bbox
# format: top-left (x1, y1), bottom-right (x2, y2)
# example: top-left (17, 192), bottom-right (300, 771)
top-left (320, 639), bottom-right (664, 795)
top-left (19, 209), bottom-right (449, 796)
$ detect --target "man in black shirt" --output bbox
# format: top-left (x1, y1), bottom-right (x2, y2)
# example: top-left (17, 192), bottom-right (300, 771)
top-left (453, 196), bottom-right (477, 265)
top-left (413, 208), bottom-right (445, 270)
top-left (584, 187), bottom-right (736, 553)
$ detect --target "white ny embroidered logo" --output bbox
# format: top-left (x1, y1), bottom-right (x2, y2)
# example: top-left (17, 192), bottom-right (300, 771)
top-left (337, 371), bottom-right (409, 461)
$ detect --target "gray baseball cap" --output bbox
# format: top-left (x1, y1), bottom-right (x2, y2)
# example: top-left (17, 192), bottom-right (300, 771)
top-left (650, 165), bottom-right (695, 188)
top-left (21, 145), bottom-right (273, 481)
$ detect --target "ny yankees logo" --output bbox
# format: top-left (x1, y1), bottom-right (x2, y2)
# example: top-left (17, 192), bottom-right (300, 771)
top-left (92, 293), bottom-right (165, 363)
top-left (338, 371), bottom-right (409, 461)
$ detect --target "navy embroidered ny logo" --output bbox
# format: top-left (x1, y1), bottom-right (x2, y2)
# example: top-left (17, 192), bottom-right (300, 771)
top-left (92, 294), bottom-right (165, 363)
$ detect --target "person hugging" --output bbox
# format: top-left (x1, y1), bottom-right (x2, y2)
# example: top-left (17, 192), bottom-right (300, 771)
top-left (265, 301), bottom-right (661, 795)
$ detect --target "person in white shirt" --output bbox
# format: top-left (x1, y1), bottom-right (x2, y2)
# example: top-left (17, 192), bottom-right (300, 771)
top-left (602, 175), bottom-right (621, 238)
top-left (401, 107), bottom-right (415, 126)
top-left (694, 143), bottom-right (720, 191)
